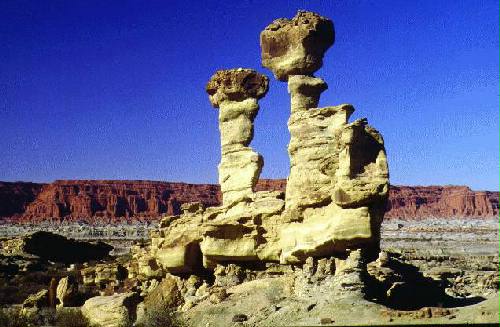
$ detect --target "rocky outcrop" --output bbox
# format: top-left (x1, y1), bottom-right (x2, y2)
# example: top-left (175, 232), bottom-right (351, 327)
top-left (81, 292), bottom-right (141, 327)
top-left (0, 180), bottom-right (497, 223)
top-left (206, 69), bottom-right (268, 206)
top-left (260, 11), bottom-right (335, 81)
top-left (147, 10), bottom-right (389, 275)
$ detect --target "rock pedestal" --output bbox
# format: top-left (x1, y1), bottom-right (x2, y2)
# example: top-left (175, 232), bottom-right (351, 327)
top-left (206, 68), bottom-right (269, 206)
top-left (148, 10), bottom-right (389, 274)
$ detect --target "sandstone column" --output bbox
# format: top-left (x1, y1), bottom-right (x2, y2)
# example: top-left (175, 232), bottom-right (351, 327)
top-left (260, 11), bottom-right (337, 215)
top-left (206, 68), bottom-right (269, 206)
top-left (261, 11), bottom-right (389, 261)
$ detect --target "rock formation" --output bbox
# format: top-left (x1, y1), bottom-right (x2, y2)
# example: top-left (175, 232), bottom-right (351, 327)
top-left (16, 180), bottom-right (220, 223)
top-left (206, 68), bottom-right (268, 206)
top-left (386, 185), bottom-right (499, 219)
top-left (0, 182), bottom-right (44, 218)
top-left (260, 11), bottom-right (334, 81)
top-left (81, 292), bottom-right (141, 327)
top-left (0, 231), bottom-right (112, 263)
top-left (0, 180), bottom-right (497, 222)
top-left (146, 10), bottom-right (389, 276)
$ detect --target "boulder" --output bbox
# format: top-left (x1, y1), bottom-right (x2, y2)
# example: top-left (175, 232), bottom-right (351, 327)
top-left (143, 274), bottom-right (183, 310)
top-left (260, 11), bottom-right (334, 81)
top-left (22, 289), bottom-right (49, 309)
top-left (81, 292), bottom-right (141, 327)
top-left (206, 68), bottom-right (268, 108)
top-left (21, 231), bottom-right (112, 263)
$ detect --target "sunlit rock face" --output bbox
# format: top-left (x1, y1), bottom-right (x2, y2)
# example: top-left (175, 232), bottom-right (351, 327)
top-left (206, 68), bottom-right (269, 206)
top-left (149, 11), bottom-right (389, 273)
top-left (260, 11), bottom-right (334, 81)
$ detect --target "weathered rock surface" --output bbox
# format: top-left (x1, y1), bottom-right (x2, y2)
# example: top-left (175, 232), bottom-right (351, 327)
top-left (56, 276), bottom-right (80, 307)
top-left (206, 68), bottom-right (269, 107)
top-left (1, 180), bottom-right (497, 223)
top-left (146, 10), bottom-right (389, 272)
top-left (386, 185), bottom-right (499, 219)
top-left (22, 289), bottom-right (49, 309)
top-left (207, 69), bottom-right (268, 206)
top-left (260, 11), bottom-right (335, 81)
top-left (81, 292), bottom-right (141, 327)
top-left (0, 182), bottom-right (44, 218)
top-left (16, 180), bottom-right (220, 223)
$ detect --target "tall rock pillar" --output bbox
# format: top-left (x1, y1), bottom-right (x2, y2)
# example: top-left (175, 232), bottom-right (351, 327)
top-left (261, 11), bottom-right (389, 261)
top-left (206, 69), bottom-right (269, 206)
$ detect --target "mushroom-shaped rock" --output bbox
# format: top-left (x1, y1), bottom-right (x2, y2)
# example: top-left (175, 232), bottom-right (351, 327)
top-left (206, 68), bottom-right (269, 108)
top-left (260, 11), bottom-right (334, 81)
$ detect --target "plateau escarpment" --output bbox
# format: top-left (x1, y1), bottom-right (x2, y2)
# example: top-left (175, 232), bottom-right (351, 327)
top-left (386, 185), bottom-right (499, 219)
top-left (17, 180), bottom-right (220, 223)
top-left (0, 182), bottom-right (45, 218)
top-left (0, 180), bottom-right (497, 223)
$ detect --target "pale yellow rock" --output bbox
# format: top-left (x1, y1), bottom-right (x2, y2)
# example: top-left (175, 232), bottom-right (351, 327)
top-left (207, 70), bottom-right (268, 206)
top-left (151, 213), bottom-right (204, 274)
top-left (285, 104), bottom-right (354, 214)
top-left (81, 293), bottom-right (140, 327)
top-left (218, 146), bottom-right (263, 205)
top-left (147, 11), bottom-right (389, 273)
top-left (56, 276), bottom-right (78, 307)
top-left (288, 75), bottom-right (328, 112)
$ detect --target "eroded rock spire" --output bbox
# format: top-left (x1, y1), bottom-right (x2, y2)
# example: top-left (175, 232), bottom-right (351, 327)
top-left (206, 68), bottom-right (269, 206)
top-left (148, 11), bottom-right (389, 276)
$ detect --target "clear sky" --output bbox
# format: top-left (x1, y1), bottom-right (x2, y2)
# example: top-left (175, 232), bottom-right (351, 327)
top-left (1, 0), bottom-right (498, 191)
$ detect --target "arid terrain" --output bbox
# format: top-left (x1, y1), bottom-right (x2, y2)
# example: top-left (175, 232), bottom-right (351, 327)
top-left (0, 183), bottom-right (498, 326)
top-left (0, 217), bottom-right (498, 326)
top-left (0, 7), bottom-right (498, 327)
top-left (1, 180), bottom-right (497, 223)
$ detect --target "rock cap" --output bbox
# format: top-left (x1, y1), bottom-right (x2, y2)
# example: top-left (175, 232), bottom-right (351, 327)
top-left (260, 10), bottom-right (334, 81)
top-left (206, 68), bottom-right (269, 108)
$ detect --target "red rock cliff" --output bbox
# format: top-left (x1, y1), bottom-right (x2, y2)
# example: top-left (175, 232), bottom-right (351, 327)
top-left (385, 185), bottom-right (499, 219)
top-left (0, 180), bottom-right (497, 223)
top-left (0, 182), bottom-right (45, 218)
top-left (20, 180), bottom-right (220, 223)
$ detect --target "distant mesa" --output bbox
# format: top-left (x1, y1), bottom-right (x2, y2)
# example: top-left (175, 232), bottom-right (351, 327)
top-left (0, 181), bottom-right (497, 224)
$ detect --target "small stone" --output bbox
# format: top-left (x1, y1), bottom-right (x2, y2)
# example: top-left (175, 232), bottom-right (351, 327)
top-left (320, 317), bottom-right (333, 324)
top-left (232, 313), bottom-right (248, 322)
top-left (209, 288), bottom-right (227, 304)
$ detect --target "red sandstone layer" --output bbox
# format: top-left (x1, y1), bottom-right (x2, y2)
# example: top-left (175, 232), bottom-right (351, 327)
top-left (0, 180), bottom-right (497, 223)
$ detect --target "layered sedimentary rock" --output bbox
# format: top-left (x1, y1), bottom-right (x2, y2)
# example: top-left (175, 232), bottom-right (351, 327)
top-left (386, 185), bottom-right (499, 219)
top-left (206, 68), bottom-right (268, 206)
top-left (148, 10), bottom-right (389, 274)
top-left (0, 182), bottom-right (44, 218)
top-left (18, 180), bottom-right (220, 223)
top-left (0, 180), bottom-right (497, 222)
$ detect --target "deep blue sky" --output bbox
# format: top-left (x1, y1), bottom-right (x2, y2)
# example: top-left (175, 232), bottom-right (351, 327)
top-left (1, 0), bottom-right (498, 191)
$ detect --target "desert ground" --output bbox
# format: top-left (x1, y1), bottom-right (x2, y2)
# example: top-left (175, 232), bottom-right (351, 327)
top-left (0, 217), bottom-right (497, 326)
